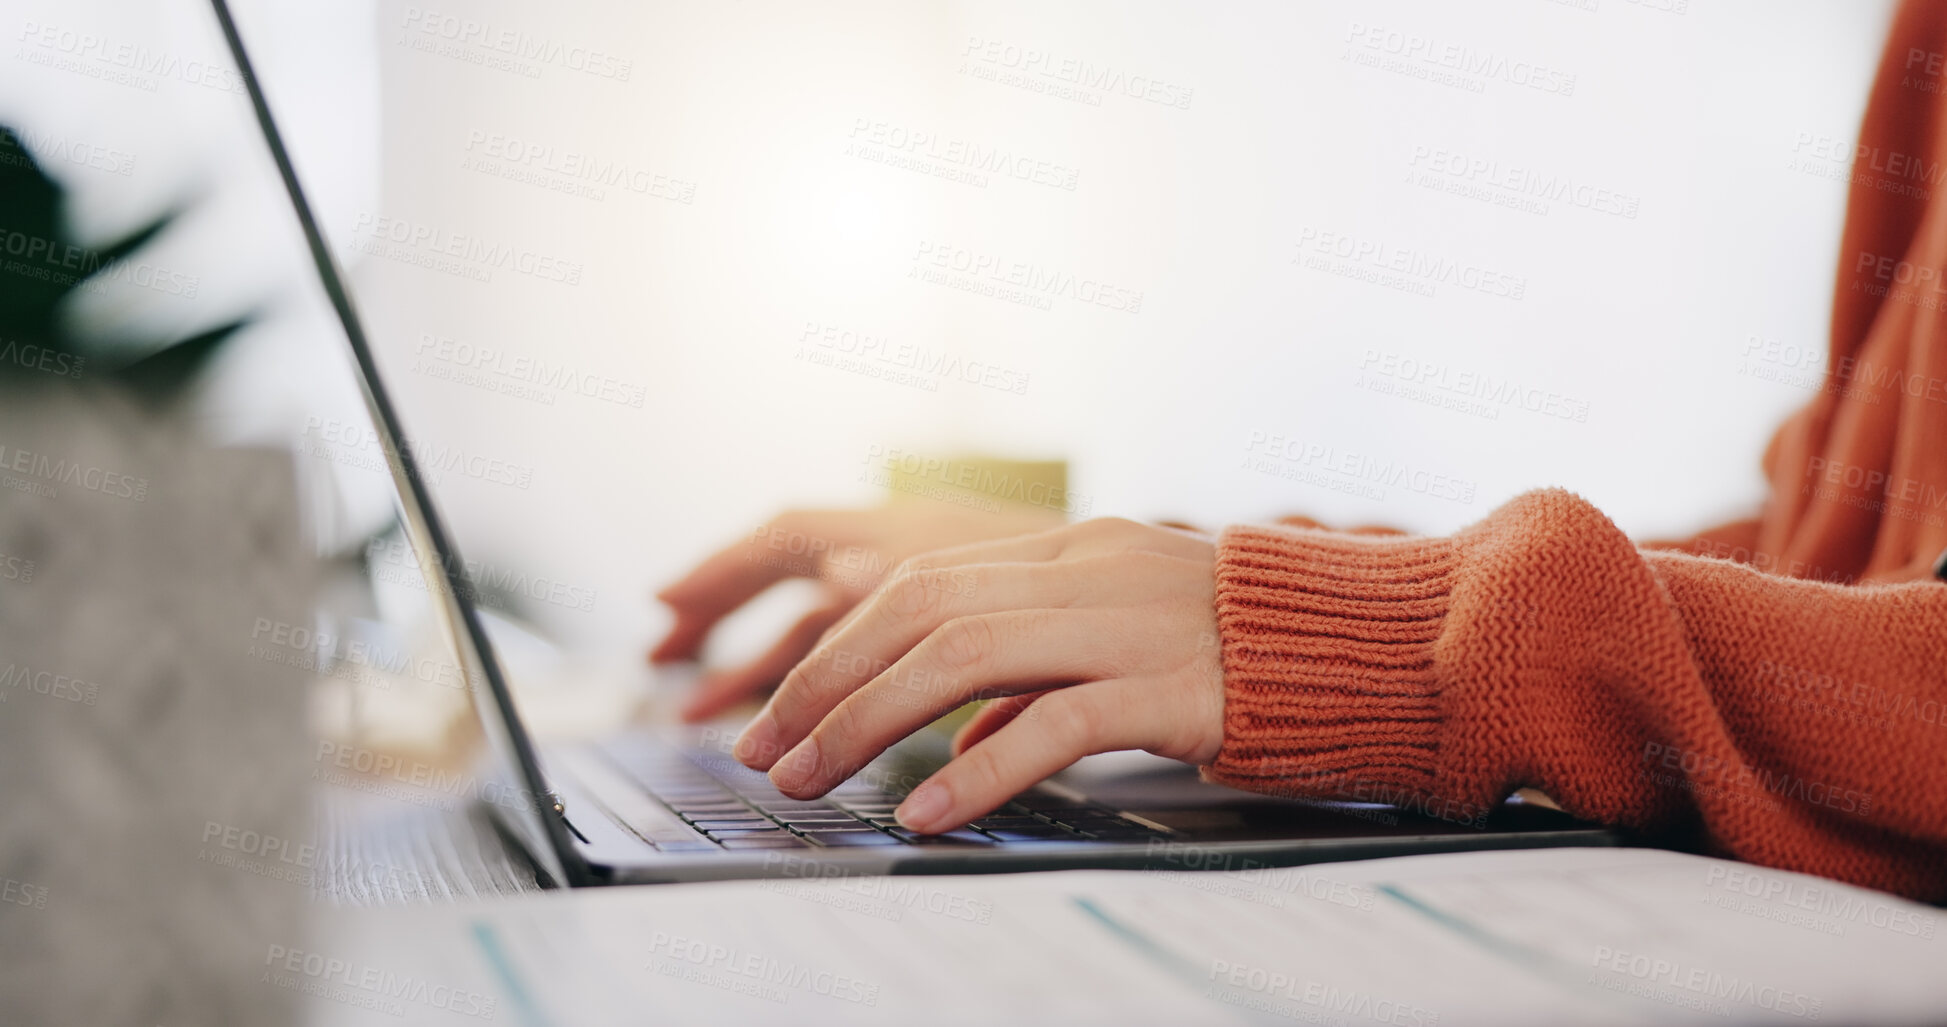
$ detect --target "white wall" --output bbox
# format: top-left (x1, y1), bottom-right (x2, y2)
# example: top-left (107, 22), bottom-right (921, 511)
top-left (3, 0), bottom-right (1898, 662)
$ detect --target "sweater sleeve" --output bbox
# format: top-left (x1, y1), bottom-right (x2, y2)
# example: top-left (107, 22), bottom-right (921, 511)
top-left (1204, 488), bottom-right (1947, 901)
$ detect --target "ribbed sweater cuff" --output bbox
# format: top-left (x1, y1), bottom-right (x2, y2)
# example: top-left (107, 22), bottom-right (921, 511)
top-left (1202, 523), bottom-right (1457, 799)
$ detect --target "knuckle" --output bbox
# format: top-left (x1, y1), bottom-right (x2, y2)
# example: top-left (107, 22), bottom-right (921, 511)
top-left (775, 661), bottom-right (812, 699)
top-left (799, 647), bottom-right (857, 694)
top-left (1063, 516), bottom-right (1142, 553)
top-left (1085, 516), bottom-right (1139, 536)
top-left (768, 667), bottom-right (819, 723)
top-left (803, 645), bottom-right (842, 679)
top-left (1151, 673), bottom-right (1220, 763)
top-left (768, 509), bottom-right (806, 535)
top-left (819, 696), bottom-right (870, 759)
top-left (934, 616), bottom-right (997, 671)
top-left (1044, 690), bottom-right (1104, 748)
top-left (955, 746), bottom-right (1011, 801)
top-left (886, 659), bottom-right (950, 709)
top-left (879, 571), bottom-right (943, 624)
top-left (933, 562), bottom-right (983, 600)
top-left (820, 645), bottom-right (883, 689)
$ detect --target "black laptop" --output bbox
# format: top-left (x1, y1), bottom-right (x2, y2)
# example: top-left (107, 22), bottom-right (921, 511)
top-left (210, 0), bottom-right (1620, 888)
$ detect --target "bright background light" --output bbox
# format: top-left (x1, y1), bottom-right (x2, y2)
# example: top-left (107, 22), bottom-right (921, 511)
top-left (2, 0), bottom-right (1899, 665)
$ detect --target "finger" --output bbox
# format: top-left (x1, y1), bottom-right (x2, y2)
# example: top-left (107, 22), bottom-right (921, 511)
top-left (768, 608), bottom-right (1146, 796)
top-left (807, 520), bottom-right (1200, 647)
top-left (650, 513), bottom-right (866, 663)
top-left (952, 691), bottom-right (1053, 757)
top-left (898, 517), bottom-right (1206, 569)
top-left (738, 561), bottom-right (1092, 770)
top-left (809, 529), bottom-right (1073, 644)
top-left (893, 680), bottom-right (1162, 833)
top-left (747, 551), bottom-right (1206, 773)
top-left (650, 554), bottom-right (796, 663)
top-left (677, 597), bottom-right (851, 722)
top-left (770, 548), bottom-right (1207, 765)
top-left (650, 609), bottom-right (729, 665)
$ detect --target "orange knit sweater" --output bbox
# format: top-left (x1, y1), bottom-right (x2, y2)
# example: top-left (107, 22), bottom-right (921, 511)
top-left (1207, 3), bottom-right (1947, 902)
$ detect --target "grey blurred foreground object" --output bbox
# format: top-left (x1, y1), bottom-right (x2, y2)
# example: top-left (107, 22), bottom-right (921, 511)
top-left (0, 386), bottom-right (317, 1026)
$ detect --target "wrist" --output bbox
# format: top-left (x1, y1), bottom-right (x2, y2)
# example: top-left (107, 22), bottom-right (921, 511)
top-left (1203, 523), bottom-right (1457, 798)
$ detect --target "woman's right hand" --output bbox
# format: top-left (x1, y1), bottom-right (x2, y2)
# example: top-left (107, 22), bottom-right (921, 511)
top-left (650, 504), bottom-right (1066, 721)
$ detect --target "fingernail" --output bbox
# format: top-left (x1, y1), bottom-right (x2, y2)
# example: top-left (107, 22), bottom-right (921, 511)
top-left (769, 737), bottom-right (820, 794)
top-left (895, 781), bottom-right (949, 833)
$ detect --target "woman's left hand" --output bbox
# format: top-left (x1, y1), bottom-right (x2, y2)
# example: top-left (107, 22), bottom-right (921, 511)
top-left (731, 517), bottom-right (1226, 834)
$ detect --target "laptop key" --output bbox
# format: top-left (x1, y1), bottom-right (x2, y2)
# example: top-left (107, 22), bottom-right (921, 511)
top-left (689, 818), bottom-right (774, 831)
top-left (1072, 827), bottom-right (1160, 842)
top-left (967, 816), bottom-right (1044, 829)
top-left (703, 826), bottom-right (787, 837)
top-left (890, 829), bottom-right (994, 846)
top-left (670, 801), bottom-right (754, 814)
top-left (788, 821), bottom-right (878, 832)
top-left (1008, 792), bottom-right (1087, 810)
top-left (776, 812), bottom-right (861, 824)
top-left (980, 826), bottom-right (1085, 843)
top-left (654, 784), bottom-right (735, 798)
top-left (719, 836), bottom-right (810, 849)
top-left (1052, 815), bottom-right (1143, 830)
top-left (807, 830), bottom-right (904, 847)
top-left (827, 780), bottom-right (899, 794)
top-left (1037, 808), bottom-right (1116, 822)
top-left (828, 791), bottom-right (902, 806)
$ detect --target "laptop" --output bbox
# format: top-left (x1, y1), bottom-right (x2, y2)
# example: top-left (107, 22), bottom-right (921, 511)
top-left (209, 0), bottom-right (1621, 888)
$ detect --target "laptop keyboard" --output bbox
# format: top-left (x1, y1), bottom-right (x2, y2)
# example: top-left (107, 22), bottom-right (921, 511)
top-left (598, 742), bottom-right (1170, 851)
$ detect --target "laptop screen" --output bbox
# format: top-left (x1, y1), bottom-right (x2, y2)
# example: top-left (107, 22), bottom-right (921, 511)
top-left (208, 0), bottom-right (579, 887)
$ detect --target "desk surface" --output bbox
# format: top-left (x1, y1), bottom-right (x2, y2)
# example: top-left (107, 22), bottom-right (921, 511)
top-left (305, 845), bottom-right (1947, 1027)
top-left (313, 786), bottom-right (542, 906)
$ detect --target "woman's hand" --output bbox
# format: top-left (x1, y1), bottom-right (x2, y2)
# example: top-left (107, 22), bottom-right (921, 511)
top-left (651, 505), bottom-right (1066, 721)
top-left (730, 517), bottom-right (1226, 835)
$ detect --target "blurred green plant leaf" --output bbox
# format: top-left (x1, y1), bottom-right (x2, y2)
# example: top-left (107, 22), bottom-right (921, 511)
top-left (0, 126), bottom-right (245, 401)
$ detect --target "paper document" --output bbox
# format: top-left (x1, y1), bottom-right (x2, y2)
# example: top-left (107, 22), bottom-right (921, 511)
top-left (298, 846), bottom-right (1944, 1026)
